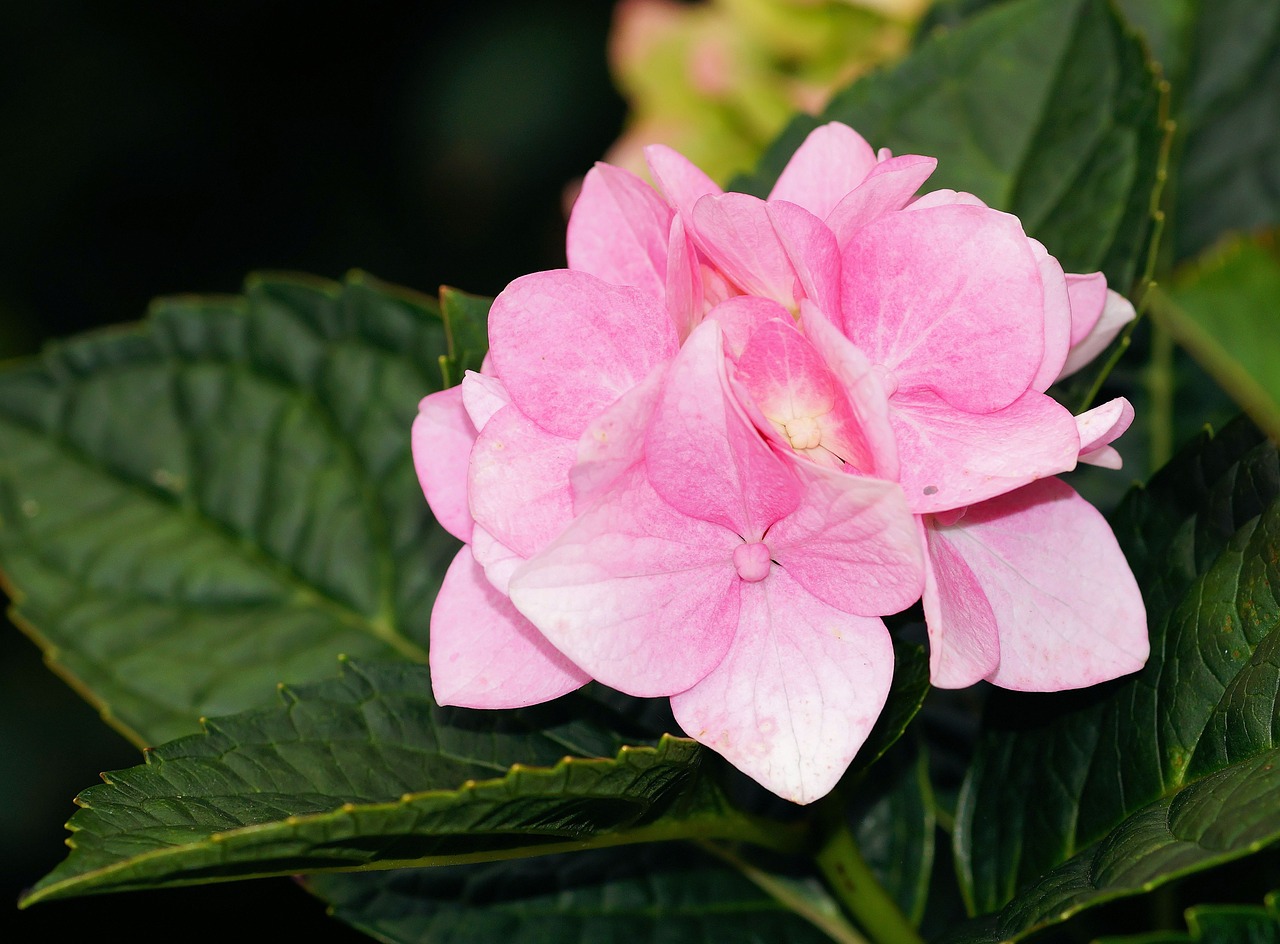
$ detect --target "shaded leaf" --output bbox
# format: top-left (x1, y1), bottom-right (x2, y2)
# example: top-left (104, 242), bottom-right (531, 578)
top-left (737, 0), bottom-right (1167, 293)
top-left (19, 659), bottom-right (782, 907)
top-left (1150, 232), bottom-right (1280, 444)
top-left (0, 271), bottom-right (456, 746)
top-left (1094, 892), bottom-right (1280, 943)
top-left (437, 285), bottom-right (491, 388)
top-left (308, 845), bottom-right (845, 944)
top-left (949, 414), bottom-right (1280, 939)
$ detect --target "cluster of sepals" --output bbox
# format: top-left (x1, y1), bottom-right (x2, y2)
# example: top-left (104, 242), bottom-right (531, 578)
top-left (412, 121), bottom-right (1150, 804)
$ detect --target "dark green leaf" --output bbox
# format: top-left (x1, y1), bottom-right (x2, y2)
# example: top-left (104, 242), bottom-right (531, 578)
top-left (848, 639), bottom-right (931, 780)
top-left (308, 845), bottom-right (845, 944)
top-left (736, 0), bottom-right (1167, 293)
top-left (1150, 233), bottom-right (1280, 444)
top-left (1094, 892), bottom-right (1280, 944)
top-left (949, 414), bottom-right (1280, 940)
top-left (0, 271), bottom-right (457, 746)
top-left (19, 659), bottom-right (782, 907)
top-left (437, 285), bottom-right (491, 388)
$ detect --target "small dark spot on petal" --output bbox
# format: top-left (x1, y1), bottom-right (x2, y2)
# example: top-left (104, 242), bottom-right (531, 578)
top-left (923, 485), bottom-right (938, 495)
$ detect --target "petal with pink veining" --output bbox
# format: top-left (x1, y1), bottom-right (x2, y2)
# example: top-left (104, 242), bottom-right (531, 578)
top-left (1058, 288), bottom-right (1136, 380)
top-left (1029, 238), bottom-right (1073, 392)
top-left (644, 142), bottom-right (723, 223)
top-left (889, 389), bottom-right (1079, 513)
top-left (508, 466), bottom-right (741, 697)
top-left (767, 121), bottom-right (877, 220)
top-left (488, 269), bottom-right (678, 438)
top-left (571, 361), bottom-right (667, 513)
top-left (1064, 271), bottom-right (1108, 346)
top-left (692, 192), bottom-right (800, 307)
top-left (827, 154), bottom-right (938, 247)
top-left (937, 478), bottom-right (1149, 691)
top-left (767, 200), bottom-right (841, 315)
top-left (429, 547), bottom-right (590, 709)
top-left (665, 214), bottom-right (702, 340)
top-left (768, 458), bottom-right (923, 617)
top-left (646, 320), bottom-right (802, 538)
top-left (460, 370), bottom-right (509, 431)
top-left (841, 204), bottom-right (1046, 412)
top-left (412, 387), bottom-right (475, 543)
top-left (566, 161), bottom-right (674, 299)
top-left (468, 404), bottom-right (576, 559)
top-left (670, 568), bottom-right (894, 805)
top-left (921, 517), bottom-right (1000, 688)
top-left (1076, 396), bottom-right (1134, 469)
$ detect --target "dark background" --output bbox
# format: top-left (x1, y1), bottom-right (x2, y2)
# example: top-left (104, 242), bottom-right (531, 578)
top-left (1, 2), bottom-right (626, 939)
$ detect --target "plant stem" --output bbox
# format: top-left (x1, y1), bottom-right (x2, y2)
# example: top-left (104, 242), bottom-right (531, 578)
top-left (1147, 315), bottom-right (1175, 472)
top-left (813, 797), bottom-right (924, 944)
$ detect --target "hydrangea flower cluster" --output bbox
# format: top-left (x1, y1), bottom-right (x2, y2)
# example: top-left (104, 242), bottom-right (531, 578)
top-left (412, 121), bottom-right (1149, 804)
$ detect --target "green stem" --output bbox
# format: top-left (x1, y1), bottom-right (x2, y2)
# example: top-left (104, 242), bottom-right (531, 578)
top-left (1147, 315), bottom-right (1175, 473)
top-left (813, 798), bottom-right (924, 944)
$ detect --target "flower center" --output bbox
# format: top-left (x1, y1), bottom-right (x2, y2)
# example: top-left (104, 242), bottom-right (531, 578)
top-left (781, 415), bottom-right (822, 450)
top-left (733, 541), bottom-right (772, 582)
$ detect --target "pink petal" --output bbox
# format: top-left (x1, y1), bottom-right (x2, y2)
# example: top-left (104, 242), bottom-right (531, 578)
top-left (767, 200), bottom-right (841, 315)
top-left (571, 361), bottom-right (668, 513)
top-left (767, 121), bottom-right (878, 221)
top-left (429, 547), bottom-right (590, 709)
top-left (665, 214), bottom-right (702, 340)
top-left (1077, 396), bottom-right (1134, 468)
top-left (921, 516), bottom-right (1000, 688)
top-left (488, 269), bottom-right (679, 438)
top-left (508, 466), bottom-right (741, 697)
top-left (692, 192), bottom-right (802, 308)
top-left (1064, 271), bottom-right (1108, 346)
top-left (468, 404), bottom-right (576, 559)
top-left (566, 161), bottom-right (674, 299)
top-left (827, 154), bottom-right (938, 246)
top-left (670, 568), bottom-right (895, 805)
top-left (644, 142), bottom-right (723, 223)
top-left (1058, 288), bottom-right (1136, 380)
top-left (769, 459), bottom-right (923, 617)
top-left (841, 205), bottom-right (1046, 412)
top-left (799, 300), bottom-right (899, 479)
top-left (707, 295), bottom-right (792, 360)
top-left (906, 189), bottom-right (987, 210)
top-left (412, 387), bottom-right (475, 543)
top-left (471, 525), bottom-right (523, 594)
top-left (935, 478), bottom-right (1149, 691)
top-left (460, 370), bottom-right (509, 431)
top-left (1028, 239), bottom-right (1073, 392)
top-left (889, 389), bottom-right (1080, 513)
top-left (645, 320), bottom-right (802, 538)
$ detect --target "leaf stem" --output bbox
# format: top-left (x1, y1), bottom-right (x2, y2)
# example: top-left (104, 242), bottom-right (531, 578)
top-left (813, 795), bottom-right (924, 944)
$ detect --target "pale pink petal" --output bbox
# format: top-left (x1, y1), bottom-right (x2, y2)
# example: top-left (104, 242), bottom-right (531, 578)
top-left (799, 300), bottom-right (899, 479)
top-left (841, 205), bottom-right (1046, 412)
top-left (921, 516), bottom-right (1000, 688)
top-left (1058, 288), bottom-right (1136, 380)
top-left (1064, 271), bottom-right (1108, 346)
top-left (766, 121), bottom-right (878, 220)
top-left (571, 362), bottom-right (667, 512)
top-left (566, 161), bottom-right (673, 299)
top-left (671, 569), bottom-right (895, 805)
top-left (508, 466), bottom-right (740, 697)
top-left (471, 525), bottom-right (523, 595)
top-left (889, 389), bottom-right (1080, 513)
top-left (1077, 396), bottom-right (1134, 468)
top-left (645, 320), bottom-right (802, 538)
top-left (906, 189), bottom-right (987, 209)
top-left (412, 387), bottom-right (475, 543)
top-left (938, 477), bottom-right (1149, 690)
top-left (460, 370), bottom-right (509, 431)
top-left (644, 142), bottom-right (723, 223)
top-left (468, 405), bottom-right (576, 559)
top-left (692, 192), bottom-right (801, 308)
top-left (1029, 239), bottom-right (1073, 392)
top-left (488, 269), bottom-right (679, 438)
top-left (429, 547), bottom-right (590, 709)
top-left (707, 295), bottom-right (791, 360)
top-left (827, 154), bottom-right (938, 246)
top-left (768, 459), bottom-right (923, 616)
top-left (767, 200), bottom-right (841, 315)
top-left (665, 214), bottom-right (702, 340)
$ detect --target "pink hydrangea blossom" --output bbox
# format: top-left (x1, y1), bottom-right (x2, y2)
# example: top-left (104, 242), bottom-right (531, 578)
top-left (412, 119), bottom-right (1149, 804)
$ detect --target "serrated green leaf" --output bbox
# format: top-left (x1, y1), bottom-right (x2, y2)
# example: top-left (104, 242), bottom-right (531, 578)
top-left (949, 414), bottom-right (1280, 940)
top-left (307, 846), bottom-right (844, 944)
top-left (1150, 233), bottom-right (1280, 444)
top-left (437, 285), bottom-right (491, 388)
top-left (20, 659), bottom-right (794, 907)
top-left (0, 270), bottom-right (458, 746)
top-left (1094, 892), bottom-right (1280, 944)
top-left (736, 0), bottom-right (1166, 294)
